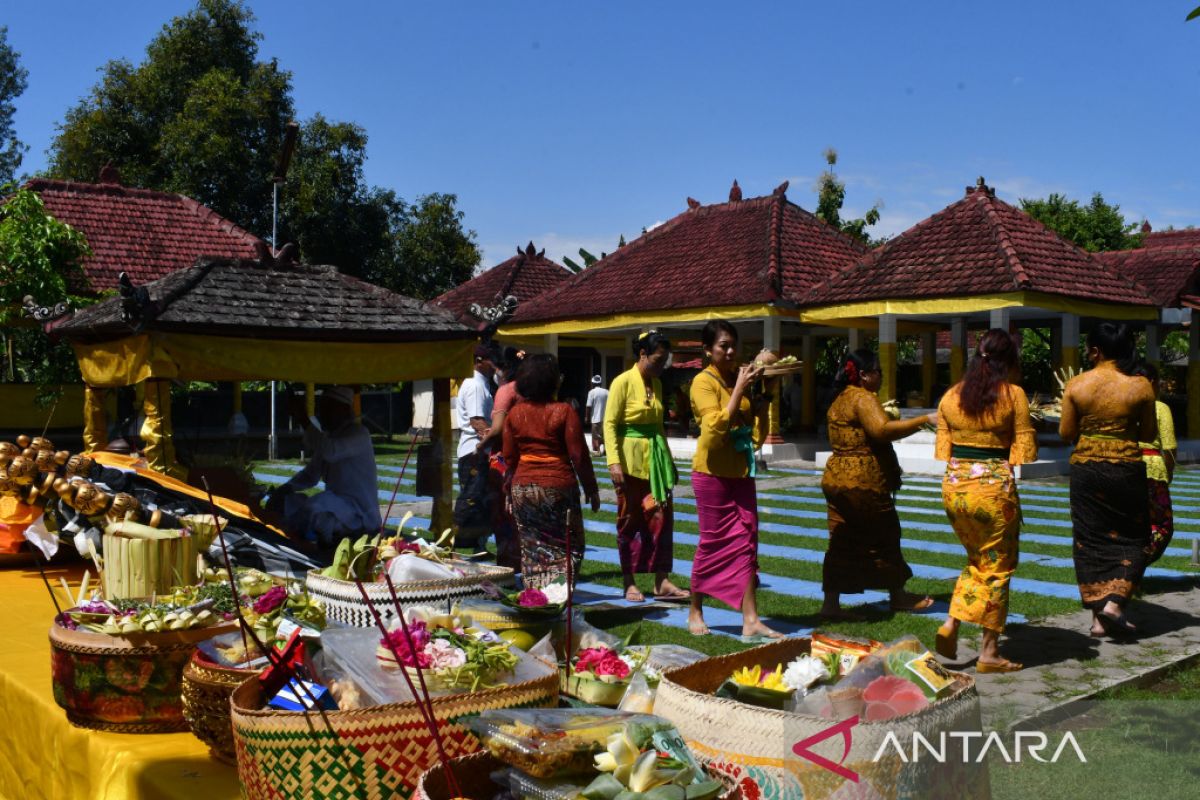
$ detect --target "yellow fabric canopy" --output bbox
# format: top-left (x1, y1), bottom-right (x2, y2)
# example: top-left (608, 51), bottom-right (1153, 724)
top-left (800, 291), bottom-right (1157, 323)
top-left (71, 332), bottom-right (474, 387)
top-left (499, 303), bottom-right (785, 336)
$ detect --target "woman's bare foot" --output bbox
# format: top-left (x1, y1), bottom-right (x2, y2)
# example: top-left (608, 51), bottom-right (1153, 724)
top-left (743, 620), bottom-right (785, 639)
top-left (688, 610), bottom-right (710, 636)
top-left (624, 585), bottom-right (645, 603)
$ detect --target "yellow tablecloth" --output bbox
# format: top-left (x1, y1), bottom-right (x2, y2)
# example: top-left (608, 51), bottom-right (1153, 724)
top-left (0, 564), bottom-right (241, 800)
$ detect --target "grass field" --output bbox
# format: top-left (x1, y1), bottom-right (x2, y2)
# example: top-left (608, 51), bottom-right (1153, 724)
top-left (253, 440), bottom-right (1200, 657)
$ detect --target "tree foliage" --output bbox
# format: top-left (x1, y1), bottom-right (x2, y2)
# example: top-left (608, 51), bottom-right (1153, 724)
top-left (1019, 192), bottom-right (1142, 252)
top-left (0, 26), bottom-right (29, 185)
top-left (46, 0), bottom-right (479, 299)
top-left (814, 148), bottom-right (882, 245)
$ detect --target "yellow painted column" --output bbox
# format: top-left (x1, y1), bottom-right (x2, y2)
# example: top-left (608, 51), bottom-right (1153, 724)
top-left (82, 385), bottom-right (109, 453)
top-left (140, 379), bottom-right (184, 479)
top-left (801, 334), bottom-right (817, 429)
top-left (878, 314), bottom-right (898, 403)
top-left (430, 378), bottom-right (455, 537)
top-left (949, 318), bottom-right (967, 385)
top-left (305, 382), bottom-right (316, 418)
top-left (763, 318), bottom-right (784, 443)
top-left (1189, 310), bottom-right (1200, 439)
top-left (1061, 314), bottom-right (1081, 372)
top-left (921, 331), bottom-right (937, 406)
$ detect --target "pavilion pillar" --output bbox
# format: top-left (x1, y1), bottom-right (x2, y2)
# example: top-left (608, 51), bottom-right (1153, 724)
top-left (1061, 314), bottom-right (1081, 371)
top-left (305, 382), bottom-right (316, 419)
top-left (543, 333), bottom-right (559, 357)
top-left (140, 379), bottom-right (183, 479)
top-left (1145, 323), bottom-right (1161, 369)
top-left (847, 327), bottom-right (863, 352)
top-left (430, 378), bottom-right (455, 537)
top-left (763, 318), bottom-right (784, 443)
top-left (352, 386), bottom-right (363, 424)
top-left (1050, 319), bottom-right (1064, 373)
top-left (82, 385), bottom-right (109, 453)
top-left (801, 334), bottom-right (817, 429)
top-left (1189, 310), bottom-right (1200, 439)
top-left (921, 331), bottom-right (937, 407)
top-left (949, 318), bottom-right (968, 384)
top-left (989, 308), bottom-right (1012, 332)
top-left (228, 383), bottom-right (248, 435)
top-left (878, 314), bottom-right (898, 402)
top-left (624, 335), bottom-right (635, 369)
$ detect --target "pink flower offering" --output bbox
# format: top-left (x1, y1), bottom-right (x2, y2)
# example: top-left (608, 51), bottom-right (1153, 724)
top-left (574, 646), bottom-right (631, 679)
top-left (252, 586), bottom-right (287, 615)
top-left (517, 587), bottom-right (549, 607)
top-left (862, 675), bottom-right (929, 721)
top-left (379, 620), bottom-right (433, 668)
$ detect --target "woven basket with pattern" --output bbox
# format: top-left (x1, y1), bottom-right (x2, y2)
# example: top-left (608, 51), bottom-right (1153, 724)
top-left (230, 663), bottom-right (559, 798)
top-left (305, 562), bottom-right (515, 627)
top-left (653, 638), bottom-right (991, 800)
top-left (181, 649), bottom-right (257, 763)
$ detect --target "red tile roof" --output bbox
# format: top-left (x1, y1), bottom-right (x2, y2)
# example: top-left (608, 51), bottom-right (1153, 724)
top-left (1096, 246), bottom-right (1200, 307)
top-left (512, 182), bottom-right (868, 324)
top-left (433, 242), bottom-right (571, 326)
top-left (22, 178), bottom-right (262, 292)
top-left (1142, 228), bottom-right (1200, 249)
top-left (804, 181), bottom-right (1156, 308)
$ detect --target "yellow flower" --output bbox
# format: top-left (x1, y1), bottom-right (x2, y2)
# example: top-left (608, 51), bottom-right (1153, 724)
top-left (732, 664), bottom-right (788, 689)
top-left (731, 665), bottom-right (763, 687)
top-left (759, 664), bottom-right (788, 691)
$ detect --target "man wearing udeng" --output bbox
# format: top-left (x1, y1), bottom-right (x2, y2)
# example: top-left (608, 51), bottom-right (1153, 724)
top-left (270, 385), bottom-right (381, 553)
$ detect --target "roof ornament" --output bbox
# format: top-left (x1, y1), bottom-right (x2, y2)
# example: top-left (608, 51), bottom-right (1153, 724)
top-left (254, 240), bottom-right (298, 268)
top-left (117, 272), bottom-right (152, 326)
top-left (1141, 221), bottom-right (1152, 234)
top-left (773, 180), bottom-right (789, 196)
top-left (468, 295), bottom-right (518, 329)
top-left (686, 197), bottom-right (701, 210)
top-left (524, 241), bottom-right (538, 258)
top-left (22, 295), bottom-right (70, 323)
top-left (968, 176), bottom-right (995, 197)
top-left (729, 179), bottom-right (742, 202)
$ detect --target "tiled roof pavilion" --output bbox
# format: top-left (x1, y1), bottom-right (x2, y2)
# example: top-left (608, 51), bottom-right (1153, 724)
top-left (23, 172), bottom-right (262, 291)
top-left (433, 242), bottom-right (571, 327)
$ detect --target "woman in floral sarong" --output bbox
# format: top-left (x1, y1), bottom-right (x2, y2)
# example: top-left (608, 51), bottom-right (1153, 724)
top-left (935, 329), bottom-right (1036, 673)
top-left (1131, 362), bottom-right (1176, 564)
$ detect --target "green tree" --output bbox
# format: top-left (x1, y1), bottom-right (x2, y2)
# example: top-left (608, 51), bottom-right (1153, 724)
top-left (0, 26), bottom-right (29, 185)
top-left (0, 185), bottom-right (94, 396)
top-left (814, 148), bottom-right (882, 244)
top-left (1019, 193), bottom-right (1142, 252)
top-left (368, 193), bottom-right (482, 300)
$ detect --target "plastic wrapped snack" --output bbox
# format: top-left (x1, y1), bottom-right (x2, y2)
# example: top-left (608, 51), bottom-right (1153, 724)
top-left (469, 709), bottom-right (695, 780)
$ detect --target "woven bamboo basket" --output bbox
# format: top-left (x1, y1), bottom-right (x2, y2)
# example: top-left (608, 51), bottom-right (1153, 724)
top-left (230, 663), bottom-right (559, 798)
top-left (653, 638), bottom-right (991, 800)
top-left (413, 751), bottom-right (744, 800)
top-left (181, 649), bottom-right (257, 763)
top-left (48, 620), bottom-right (236, 733)
top-left (305, 562), bottom-right (516, 627)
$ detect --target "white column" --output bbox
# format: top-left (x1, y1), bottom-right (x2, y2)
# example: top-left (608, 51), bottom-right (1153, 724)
top-left (847, 327), bottom-right (863, 350)
top-left (879, 314), bottom-right (897, 344)
top-left (1062, 313), bottom-right (1080, 345)
top-left (763, 316), bottom-right (782, 353)
top-left (989, 308), bottom-right (1011, 331)
top-left (543, 333), bottom-right (559, 357)
top-left (1145, 323), bottom-right (1160, 363)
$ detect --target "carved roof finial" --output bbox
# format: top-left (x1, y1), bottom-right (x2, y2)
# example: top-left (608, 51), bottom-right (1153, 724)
top-left (687, 197), bottom-right (701, 210)
top-left (773, 180), bottom-right (789, 196)
top-left (729, 179), bottom-right (742, 202)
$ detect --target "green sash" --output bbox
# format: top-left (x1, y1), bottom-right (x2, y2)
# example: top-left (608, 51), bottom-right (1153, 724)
top-left (622, 423), bottom-right (676, 502)
top-left (950, 445), bottom-right (1008, 461)
top-left (731, 425), bottom-right (757, 478)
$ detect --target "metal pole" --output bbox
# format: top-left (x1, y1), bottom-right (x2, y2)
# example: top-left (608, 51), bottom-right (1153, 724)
top-left (268, 181), bottom-right (278, 460)
top-left (269, 380), bottom-right (276, 461)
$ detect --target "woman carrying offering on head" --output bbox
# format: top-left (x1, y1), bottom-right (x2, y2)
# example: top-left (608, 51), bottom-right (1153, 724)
top-left (1131, 361), bottom-right (1176, 565)
top-left (688, 320), bottom-right (781, 640)
top-left (602, 330), bottom-right (687, 603)
top-left (820, 349), bottom-right (935, 621)
top-left (1060, 323), bottom-right (1156, 639)
top-left (934, 330), bottom-right (1036, 673)
top-left (502, 354), bottom-right (600, 589)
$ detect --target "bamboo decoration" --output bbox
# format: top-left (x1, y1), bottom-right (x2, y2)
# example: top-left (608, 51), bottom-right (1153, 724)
top-left (102, 522), bottom-right (197, 600)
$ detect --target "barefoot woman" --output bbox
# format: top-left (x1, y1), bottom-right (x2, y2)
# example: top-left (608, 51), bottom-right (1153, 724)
top-left (820, 349), bottom-right (934, 620)
top-left (934, 330), bottom-right (1036, 672)
top-left (688, 320), bottom-right (781, 639)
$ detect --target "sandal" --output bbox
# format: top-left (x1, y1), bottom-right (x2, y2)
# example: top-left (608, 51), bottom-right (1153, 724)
top-left (1096, 609), bottom-right (1137, 640)
top-left (624, 586), bottom-right (646, 603)
top-left (976, 659), bottom-right (1023, 674)
top-left (890, 595), bottom-right (935, 612)
top-left (935, 623), bottom-right (958, 660)
top-left (653, 586), bottom-right (691, 602)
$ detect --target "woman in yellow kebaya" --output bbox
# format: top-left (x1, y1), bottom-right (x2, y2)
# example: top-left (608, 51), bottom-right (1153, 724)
top-left (934, 329), bottom-right (1036, 673)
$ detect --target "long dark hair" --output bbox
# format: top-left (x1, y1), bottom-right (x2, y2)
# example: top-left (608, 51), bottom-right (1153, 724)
top-left (959, 328), bottom-right (1018, 417)
top-left (1088, 322), bottom-right (1137, 375)
top-left (834, 348), bottom-right (879, 392)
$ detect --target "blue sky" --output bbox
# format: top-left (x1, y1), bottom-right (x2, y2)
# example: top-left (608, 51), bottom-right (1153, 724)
top-left (5, 1), bottom-right (1199, 268)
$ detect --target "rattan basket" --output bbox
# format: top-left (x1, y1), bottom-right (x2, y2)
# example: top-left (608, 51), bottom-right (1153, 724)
top-left (181, 649), bottom-right (256, 763)
top-left (230, 662), bottom-right (559, 798)
top-left (653, 638), bottom-right (991, 800)
top-left (413, 751), bottom-right (744, 800)
top-left (48, 620), bottom-right (236, 733)
top-left (305, 562), bottom-right (516, 627)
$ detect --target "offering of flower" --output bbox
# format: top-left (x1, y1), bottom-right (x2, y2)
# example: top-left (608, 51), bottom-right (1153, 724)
top-left (585, 729), bottom-right (721, 799)
top-left (716, 663), bottom-right (795, 710)
top-left (488, 578), bottom-right (569, 619)
top-left (782, 654), bottom-right (831, 695)
top-left (375, 616), bottom-right (518, 691)
top-left (575, 647), bottom-right (634, 682)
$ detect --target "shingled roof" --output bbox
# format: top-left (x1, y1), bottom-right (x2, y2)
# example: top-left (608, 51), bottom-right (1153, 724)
top-left (23, 175), bottom-right (262, 291)
top-left (803, 180), bottom-right (1156, 309)
top-left (511, 181), bottom-right (868, 324)
top-left (1142, 227), bottom-right (1200, 249)
top-left (1097, 246), bottom-right (1200, 308)
top-left (433, 242), bottom-right (571, 326)
top-left (53, 255), bottom-right (472, 344)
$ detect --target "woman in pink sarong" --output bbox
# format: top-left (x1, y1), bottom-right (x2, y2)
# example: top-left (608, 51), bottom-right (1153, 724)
top-left (687, 320), bottom-right (784, 641)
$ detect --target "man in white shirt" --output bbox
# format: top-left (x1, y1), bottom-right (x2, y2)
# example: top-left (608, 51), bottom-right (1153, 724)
top-left (585, 374), bottom-right (610, 455)
top-left (453, 344), bottom-right (497, 545)
top-left (270, 386), bottom-right (381, 553)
